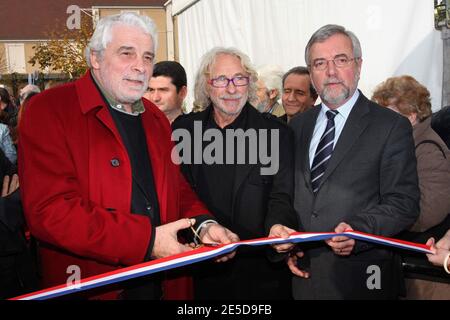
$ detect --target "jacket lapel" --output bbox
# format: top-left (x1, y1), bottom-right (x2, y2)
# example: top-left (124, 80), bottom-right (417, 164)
top-left (77, 71), bottom-right (128, 153)
top-left (319, 93), bottom-right (370, 186)
top-left (95, 107), bottom-right (125, 147)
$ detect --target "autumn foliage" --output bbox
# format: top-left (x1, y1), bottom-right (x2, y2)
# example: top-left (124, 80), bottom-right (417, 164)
top-left (29, 18), bottom-right (93, 78)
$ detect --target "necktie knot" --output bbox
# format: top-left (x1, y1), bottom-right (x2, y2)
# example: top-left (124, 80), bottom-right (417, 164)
top-left (326, 110), bottom-right (338, 120)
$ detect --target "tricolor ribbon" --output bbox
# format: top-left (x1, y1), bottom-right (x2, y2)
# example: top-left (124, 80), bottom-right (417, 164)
top-left (10, 230), bottom-right (432, 300)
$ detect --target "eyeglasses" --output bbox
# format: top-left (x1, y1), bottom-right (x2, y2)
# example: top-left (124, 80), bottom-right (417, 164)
top-left (310, 56), bottom-right (359, 71)
top-left (208, 75), bottom-right (250, 88)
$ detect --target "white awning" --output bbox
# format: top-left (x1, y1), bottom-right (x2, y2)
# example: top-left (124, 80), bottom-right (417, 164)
top-left (175, 0), bottom-right (443, 111)
top-left (171, 0), bottom-right (200, 16)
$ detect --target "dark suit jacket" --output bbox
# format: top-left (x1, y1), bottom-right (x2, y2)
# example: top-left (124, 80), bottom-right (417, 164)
top-left (289, 92), bottom-right (420, 299)
top-left (172, 104), bottom-right (297, 299)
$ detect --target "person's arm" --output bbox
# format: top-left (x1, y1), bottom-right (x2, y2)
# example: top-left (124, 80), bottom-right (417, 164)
top-left (413, 142), bottom-right (450, 231)
top-left (265, 125), bottom-right (298, 233)
top-left (0, 126), bottom-right (17, 164)
top-left (426, 230), bottom-right (450, 273)
top-left (265, 125), bottom-right (299, 259)
top-left (346, 115), bottom-right (420, 252)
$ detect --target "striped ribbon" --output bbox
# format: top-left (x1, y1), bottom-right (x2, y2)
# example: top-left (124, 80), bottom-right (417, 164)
top-left (10, 230), bottom-right (432, 300)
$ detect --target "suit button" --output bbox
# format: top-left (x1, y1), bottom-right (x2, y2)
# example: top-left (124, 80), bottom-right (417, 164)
top-left (312, 211), bottom-right (318, 218)
top-left (111, 158), bottom-right (120, 167)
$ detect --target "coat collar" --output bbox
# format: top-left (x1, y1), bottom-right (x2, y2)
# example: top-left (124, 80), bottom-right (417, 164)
top-left (319, 91), bottom-right (370, 184)
top-left (75, 71), bottom-right (107, 114)
top-left (412, 116), bottom-right (431, 142)
top-left (75, 71), bottom-right (164, 120)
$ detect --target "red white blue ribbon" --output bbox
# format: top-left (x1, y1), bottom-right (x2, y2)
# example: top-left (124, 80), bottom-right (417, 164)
top-left (10, 230), bottom-right (432, 300)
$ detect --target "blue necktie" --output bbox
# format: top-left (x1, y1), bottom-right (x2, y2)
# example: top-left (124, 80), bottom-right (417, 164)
top-left (311, 110), bottom-right (339, 194)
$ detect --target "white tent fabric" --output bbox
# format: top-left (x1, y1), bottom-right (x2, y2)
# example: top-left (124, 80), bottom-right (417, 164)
top-left (172, 0), bottom-right (199, 15)
top-left (175, 0), bottom-right (443, 111)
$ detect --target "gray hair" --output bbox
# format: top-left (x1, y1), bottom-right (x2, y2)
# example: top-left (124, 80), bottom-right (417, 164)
top-left (194, 47), bottom-right (258, 109)
top-left (305, 24), bottom-right (362, 66)
top-left (256, 65), bottom-right (284, 100)
top-left (85, 12), bottom-right (158, 68)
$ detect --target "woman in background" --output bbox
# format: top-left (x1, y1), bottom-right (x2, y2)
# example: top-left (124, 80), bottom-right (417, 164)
top-left (372, 75), bottom-right (450, 300)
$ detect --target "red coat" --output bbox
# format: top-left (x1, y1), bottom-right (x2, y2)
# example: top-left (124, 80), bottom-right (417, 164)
top-left (18, 72), bottom-right (209, 299)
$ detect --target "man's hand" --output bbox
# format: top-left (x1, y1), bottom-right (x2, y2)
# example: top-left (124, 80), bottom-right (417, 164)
top-left (2, 174), bottom-right (19, 197)
top-left (325, 222), bottom-right (355, 256)
top-left (287, 250), bottom-right (309, 278)
top-left (151, 218), bottom-right (196, 259)
top-left (269, 224), bottom-right (296, 253)
top-left (200, 223), bottom-right (239, 263)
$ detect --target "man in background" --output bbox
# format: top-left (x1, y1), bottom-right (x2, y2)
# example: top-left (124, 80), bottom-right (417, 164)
top-left (280, 66), bottom-right (317, 123)
top-left (145, 61), bottom-right (187, 123)
top-left (254, 65), bottom-right (285, 117)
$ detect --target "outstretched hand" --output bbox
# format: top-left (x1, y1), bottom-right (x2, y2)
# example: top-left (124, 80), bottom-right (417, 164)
top-left (200, 223), bottom-right (239, 262)
top-left (287, 250), bottom-right (309, 278)
top-left (325, 222), bottom-right (355, 256)
top-left (151, 218), bottom-right (196, 259)
top-left (269, 224), bottom-right (296, 253)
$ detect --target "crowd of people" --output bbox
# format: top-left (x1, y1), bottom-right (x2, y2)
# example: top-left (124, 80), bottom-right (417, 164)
top-left (0, 12), bottom-right (449, 300)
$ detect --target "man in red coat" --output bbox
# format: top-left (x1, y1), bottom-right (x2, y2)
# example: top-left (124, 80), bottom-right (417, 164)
top-left (18, 12), bottom-right (237, 300)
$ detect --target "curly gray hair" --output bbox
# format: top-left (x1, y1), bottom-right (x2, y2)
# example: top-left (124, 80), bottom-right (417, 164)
top-left (194, 47), bottom-right (258, 109)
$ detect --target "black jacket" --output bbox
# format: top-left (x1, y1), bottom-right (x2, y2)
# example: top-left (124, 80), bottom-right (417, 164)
top-left (0, 149), bottom-right (38, 299)
top-left (172, 103), bottom-right (297, 299)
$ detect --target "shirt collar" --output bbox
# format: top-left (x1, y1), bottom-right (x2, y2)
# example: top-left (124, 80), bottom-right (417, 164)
top-left (320, 89), bottom-right (360, 120)
top-left (90, 70), bottom-right (145, 116)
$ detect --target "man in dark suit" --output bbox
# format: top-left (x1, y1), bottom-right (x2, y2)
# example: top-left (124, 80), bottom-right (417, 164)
top-left (172, 47), bottom-right (297, 299)
top-left (271, 24), bottom-right (420, 299)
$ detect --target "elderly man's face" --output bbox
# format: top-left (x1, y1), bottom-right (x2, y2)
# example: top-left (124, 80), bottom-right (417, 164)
top-left (255, 79), bottom-right (270, 112)
top-left (309, 34), bottom-right (361, 109)
top-left (91, 24), bottom-right (154, 104)
top-left (207, 54), bottom-right (249, 116)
